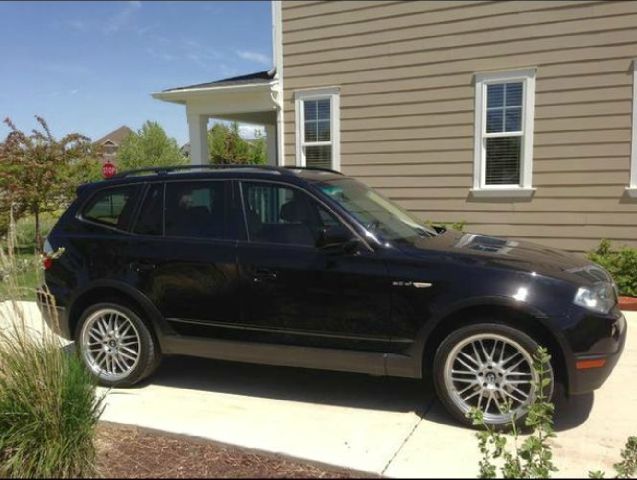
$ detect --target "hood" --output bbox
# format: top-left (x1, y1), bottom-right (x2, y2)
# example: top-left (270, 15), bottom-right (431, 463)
top-left (395, 229), bottom-right (612, 286)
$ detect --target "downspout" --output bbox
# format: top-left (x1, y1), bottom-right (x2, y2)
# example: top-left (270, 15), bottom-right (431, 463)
top-left (271, 0), bottom-right (285, 166)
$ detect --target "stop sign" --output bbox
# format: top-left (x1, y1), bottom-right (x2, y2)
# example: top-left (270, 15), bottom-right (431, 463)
top-left (102, 160), bottom-right (117, 179)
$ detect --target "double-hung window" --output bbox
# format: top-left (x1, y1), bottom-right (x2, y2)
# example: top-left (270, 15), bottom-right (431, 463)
top-left (473, 69), bottom-right (536, 197)
top-left (295, 88), bottom-right (340, 171)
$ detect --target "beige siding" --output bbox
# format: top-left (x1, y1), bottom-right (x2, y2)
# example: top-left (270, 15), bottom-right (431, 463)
top-left (281, 0), bottom-right (637, 253)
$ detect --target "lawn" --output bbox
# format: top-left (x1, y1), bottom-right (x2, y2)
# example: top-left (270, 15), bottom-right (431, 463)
top-left (0, 252), bottom-right (40, 301)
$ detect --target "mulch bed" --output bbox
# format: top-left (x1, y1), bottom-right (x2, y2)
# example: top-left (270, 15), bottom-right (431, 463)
top-left (619, 296), bottom-right (637, 312)
top-left (95, 422), bottom-right (368, 478)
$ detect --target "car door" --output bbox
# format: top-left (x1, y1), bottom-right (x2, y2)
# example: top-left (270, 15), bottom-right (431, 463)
top-left (77, 182), bottom-right (144, 283)
top-left (129, 179), bottom-right (242, 339)
top-left (236, 180), bottom-right (392, 352)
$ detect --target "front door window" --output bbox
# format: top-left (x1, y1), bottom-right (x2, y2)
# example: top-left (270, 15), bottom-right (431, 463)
top-left (241, 181), bottom-right (341, 247)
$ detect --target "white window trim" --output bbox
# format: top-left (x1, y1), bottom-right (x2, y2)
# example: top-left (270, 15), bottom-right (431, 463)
top-left (471, 68), bottom-right (536, 198)
top-left (294, 87), bottom-right (340, 171)
top-left (627, 59), bottom-right (637, 198)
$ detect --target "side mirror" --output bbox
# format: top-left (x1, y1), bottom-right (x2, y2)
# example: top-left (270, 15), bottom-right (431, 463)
top-left (317, 225), bottom-right (359, 254)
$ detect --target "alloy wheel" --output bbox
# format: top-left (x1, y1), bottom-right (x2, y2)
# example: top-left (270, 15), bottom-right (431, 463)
top-left (80, 308), bottom-right (141, 382)
top-left (443, 333), bottom-right (539, 424)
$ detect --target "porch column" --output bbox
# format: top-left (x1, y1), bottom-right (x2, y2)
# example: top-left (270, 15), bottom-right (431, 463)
top-left (265, 124), bottom-right (277, 166)
top-left (187, 114), bottom-right (209, 165)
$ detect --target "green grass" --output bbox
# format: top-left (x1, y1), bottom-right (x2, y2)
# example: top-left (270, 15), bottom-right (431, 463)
top-left (0, 252), bottom-right (40, 301)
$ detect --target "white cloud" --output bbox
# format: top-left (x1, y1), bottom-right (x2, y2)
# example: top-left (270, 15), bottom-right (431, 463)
top-left (41, 62), bottom-right (90, 75)
top-left (136, 23), bottom-right (159, 36)
top-left (236, 50), bottom-right (271, 66)
top-left (146, 47), bottom-right (176, 62)
top-left (239, 124), bottom-right (265, 139)
top-left (104, 0), bottom-right (142, 34)
top-left (187, 53), bottom-right (207, 68)
top-left (184, 39), bottom-right (201, 49)
top-left (66, 19), bottom-right (88, 32)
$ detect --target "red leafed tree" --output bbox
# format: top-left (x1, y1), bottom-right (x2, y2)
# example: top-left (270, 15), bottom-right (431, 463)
top-left (0, 116), bottom-right (100, 250)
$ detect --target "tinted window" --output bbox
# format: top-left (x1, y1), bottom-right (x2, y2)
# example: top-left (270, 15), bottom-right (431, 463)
top-left (83, 185), bottom-right (139, 230)
top-left (241, 182), bottom-right (341, 246)
top-left (164, 181), bottom-right (226, 239)
top-left (316, 177), bottom-right (437, 241)
top-left (133, 183), bottom-right (164, 236)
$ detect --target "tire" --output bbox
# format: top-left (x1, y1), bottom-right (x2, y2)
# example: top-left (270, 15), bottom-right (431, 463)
top-left (433, 322), bottom-right (554, 429)
top-left (75, 302), bottom-right (160, 388)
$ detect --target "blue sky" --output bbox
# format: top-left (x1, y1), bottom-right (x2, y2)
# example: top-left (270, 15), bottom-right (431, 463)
top-left (0, 0), bottom-right (273, 144)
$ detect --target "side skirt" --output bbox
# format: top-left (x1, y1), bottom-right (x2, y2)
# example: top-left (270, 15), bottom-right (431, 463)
top-left (161, 335), bottom-right (420, 378)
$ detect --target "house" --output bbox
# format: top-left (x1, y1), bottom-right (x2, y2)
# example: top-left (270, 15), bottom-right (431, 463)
top-left (94, 126), bottom-right (133, 164)
top-left (153, 1), bottom-right (637, 253)
top-left (180, 142), bottom-right (191, 159)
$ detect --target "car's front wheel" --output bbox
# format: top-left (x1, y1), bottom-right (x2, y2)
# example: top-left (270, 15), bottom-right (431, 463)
top-left (75, 302), bottom-right (160, 387)
top-left (433, 323), bottom-right (555, 428)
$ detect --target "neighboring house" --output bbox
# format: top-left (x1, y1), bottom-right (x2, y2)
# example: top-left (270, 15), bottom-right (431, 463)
top-left (153, 1), bottom-right (637, 253)
top-left (94, 126), bottom-right (133, 164)
top-left (180, 142), bottom-right (191, 159)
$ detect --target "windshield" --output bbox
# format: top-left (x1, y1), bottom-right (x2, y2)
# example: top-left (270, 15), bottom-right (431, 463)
top-left (315, 178), bottom-right (438, 241)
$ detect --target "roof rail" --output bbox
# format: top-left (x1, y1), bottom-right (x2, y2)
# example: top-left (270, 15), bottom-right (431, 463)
top-left (284, 166), bottom-right (343, 176)
top-left (111, 163), bottom-right (344, 179)
top-left (112, 164), bottom-right (289, 179)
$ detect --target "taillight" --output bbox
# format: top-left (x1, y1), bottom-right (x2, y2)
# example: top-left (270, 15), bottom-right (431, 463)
top-left (43, 256), bottom-right (53, 270)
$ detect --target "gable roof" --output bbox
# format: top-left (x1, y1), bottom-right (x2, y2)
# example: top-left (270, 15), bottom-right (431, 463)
top-left (94, 125), bottom-right (134, 146)
top-left (162, 70), bottom-right (275, 93)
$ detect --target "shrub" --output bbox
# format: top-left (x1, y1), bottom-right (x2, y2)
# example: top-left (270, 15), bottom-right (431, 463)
top-left (469, 347), bottom-right (636, 478)
top-left (0, 116), bottom-right (101, 251)
top-left (15, 211), bottom-right (61, 251)
top-left (587, 240), bottom-right (637, 297)
top-left (207, 122), bottom-right (267, 165)
top-left (468, 347), bottom-right (557, 478)
top-left (0, 328), bottom-right (102, 478)
top-left (0, 215), bottom-right (103, 478)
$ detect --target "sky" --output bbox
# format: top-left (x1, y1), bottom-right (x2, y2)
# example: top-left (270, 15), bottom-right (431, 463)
top-left (0, 0), bottom-right (273, 144)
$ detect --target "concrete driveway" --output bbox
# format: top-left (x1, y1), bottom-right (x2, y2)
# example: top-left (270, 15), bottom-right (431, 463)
top-left (3, 302), bottom-right (635, 477)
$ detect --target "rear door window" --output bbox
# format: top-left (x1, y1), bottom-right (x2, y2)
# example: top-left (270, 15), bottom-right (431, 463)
top-left (164, 181), bottom-right (227, 239)
top-left (82, 185), bottom-right (140, 231)
top-left (133, 183), bottom-right (164, 236)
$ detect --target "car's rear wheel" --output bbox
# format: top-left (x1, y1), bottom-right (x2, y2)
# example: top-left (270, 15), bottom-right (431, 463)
top-left (433, 323), bottom-right (554, 428)
top-left (75, 302), bottom-right (160, 387)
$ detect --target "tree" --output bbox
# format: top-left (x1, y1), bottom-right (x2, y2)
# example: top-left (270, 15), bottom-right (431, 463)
top-left (207, 122), bottom-right (266, 165)
top-left (116, 121), bottom-right (186, 170)
top-left (0, 116), bottom-right (101, 250)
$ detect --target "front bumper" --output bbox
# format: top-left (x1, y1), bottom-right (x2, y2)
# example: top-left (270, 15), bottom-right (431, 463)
top-left (36, 288), bottom-right (72, 340)
top-left (568, 312), bottom-right (627, 395)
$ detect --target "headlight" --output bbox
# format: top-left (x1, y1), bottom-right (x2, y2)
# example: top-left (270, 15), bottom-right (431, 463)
top-left (574, 282), bottom-right (616, 314)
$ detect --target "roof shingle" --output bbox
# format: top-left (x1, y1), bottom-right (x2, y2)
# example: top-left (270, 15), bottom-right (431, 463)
top-left (94, 125), bottom-right (133, 146)
top-left (162, 70), bottom-right (275, 92)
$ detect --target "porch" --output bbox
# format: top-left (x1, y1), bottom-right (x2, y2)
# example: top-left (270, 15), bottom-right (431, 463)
top-left (152, 70), bottom-right (283, 166)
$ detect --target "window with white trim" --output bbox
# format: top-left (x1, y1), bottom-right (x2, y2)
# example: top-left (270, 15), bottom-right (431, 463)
top-left (628, 59), bottom-right (637, 197)
top-left (473, 69), bottom-right (536, 196)
top-left (295, 88), bottom-right (340, 170)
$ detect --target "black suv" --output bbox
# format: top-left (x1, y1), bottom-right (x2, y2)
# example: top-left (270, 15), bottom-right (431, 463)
top-left (38, 165), bottom-right (626, 427)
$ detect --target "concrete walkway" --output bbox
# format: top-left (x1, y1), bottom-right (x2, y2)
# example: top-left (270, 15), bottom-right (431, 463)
top-left (2, 302), bottom-right (635, 477)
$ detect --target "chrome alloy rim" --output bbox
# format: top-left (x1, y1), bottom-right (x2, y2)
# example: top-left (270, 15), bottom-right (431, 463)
top-left (444, 333), bottom-right (539, 424)
top-left (80, 308), bottom-right (141, 381)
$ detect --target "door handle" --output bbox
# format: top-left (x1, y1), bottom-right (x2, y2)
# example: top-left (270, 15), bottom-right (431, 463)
top-left (132, 262), bottom-right (156, 273)
top-left (253, 268), bottom-right (278, 282)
